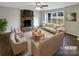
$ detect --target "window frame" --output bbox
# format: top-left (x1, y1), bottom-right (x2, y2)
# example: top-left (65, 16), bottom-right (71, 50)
top-left (46, 11), bottom-right (64, 25)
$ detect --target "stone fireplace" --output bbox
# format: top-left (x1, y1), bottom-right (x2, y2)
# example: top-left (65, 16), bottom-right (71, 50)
top-left (20, 10), bottom-right (33, 32)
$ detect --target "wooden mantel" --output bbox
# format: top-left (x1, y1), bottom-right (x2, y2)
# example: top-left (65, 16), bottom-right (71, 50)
top-left (21, 16), bottom-right (33, 21)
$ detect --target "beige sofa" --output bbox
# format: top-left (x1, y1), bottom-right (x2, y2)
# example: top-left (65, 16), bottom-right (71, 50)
top-left (31, 31), bottom-right (64, 56)
top-left (42, 23), bottom-right (65, 32)
top-left (31, 23), bottom-right (64, 56)
top-left (10, 32), bottom-right (28, 55)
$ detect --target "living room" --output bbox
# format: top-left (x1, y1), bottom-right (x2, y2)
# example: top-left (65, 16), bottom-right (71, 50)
top-left (0, 2), bottom-right (79, 56)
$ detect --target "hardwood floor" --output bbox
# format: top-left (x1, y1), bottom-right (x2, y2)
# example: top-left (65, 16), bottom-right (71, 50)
top-left (0, 33), bottom-right (13, 56)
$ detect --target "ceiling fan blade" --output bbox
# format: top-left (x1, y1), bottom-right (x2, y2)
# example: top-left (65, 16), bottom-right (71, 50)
top-left (41, 5), bottom-right (48, 7)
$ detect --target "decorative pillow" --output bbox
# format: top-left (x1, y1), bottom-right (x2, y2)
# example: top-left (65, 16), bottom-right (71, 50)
top-left (43, 26), bottom-right (56, 34)
top-left (15, 33), bottom-right (20, 42)
top-left (16, 33), bottom-right (24, 38)
top-left (14, 28), bottom-right (22, 33)
top-left (56, 27), bottom-right (64, 32)
top-left (10, 33), bottom-right (19, 42)
top-left (55, 26), bottom-right (60, 30)
top-left (49, 23), bottom-right (51, 27)
top-left (16, 34), bottom-right (26, 42)
top-left (10, 33), bottom-right (15, 42)
top-left (47, 27), bottom-right (57, 34)
top-left (15, 36), bottom-right (19, 42)
top-left (53, 24), bottom-right (57, 29)
top-left (11, 27), bottom-right (15, 33)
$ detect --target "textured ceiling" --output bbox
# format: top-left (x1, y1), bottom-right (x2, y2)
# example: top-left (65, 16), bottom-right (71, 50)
top-left (0, 2), bottom-right (78, 10)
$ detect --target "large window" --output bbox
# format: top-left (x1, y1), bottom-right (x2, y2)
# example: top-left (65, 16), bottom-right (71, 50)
top-left (58, 12), bottom-right (63, 16)
top-left (47, 11), bottom-right (64, 25)
top-left (58, 12), bottom-right (64, 24)
top-left (52, 13), bottom-right (57, 24)
top-left (48, 13), bottom-right (51, 23)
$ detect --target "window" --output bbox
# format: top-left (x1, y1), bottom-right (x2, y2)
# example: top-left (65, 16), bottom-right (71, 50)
top-left (58, 12), bottom-right (63, 16)
top-left (46, 11), bottom-right (64, 25)
top-left (48, 13), bottom-right (51, 23)
top-left (52, 13), bottom-right (57, 24)
top-left (53, 13), bottom-right (56, 16)
top-left (58, 12), bottom-right (64, 25)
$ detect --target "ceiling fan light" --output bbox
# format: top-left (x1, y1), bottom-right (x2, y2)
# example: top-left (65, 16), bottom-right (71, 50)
top-left (35, 7), bottom-right (41, 10)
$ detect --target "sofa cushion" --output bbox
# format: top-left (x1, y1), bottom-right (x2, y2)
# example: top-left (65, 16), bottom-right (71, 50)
top-left (46, 27), bottom-right (56, 34)
top-left (42, 26), bottom-right (56, 34)
top-left (12, 28), bottom-right (25, 42)
top-left (16, 33), bottom-right (24, 38)
top-left (10, 33), bottom-right (19, 42)
top-left (14, 33), bottom-right (20, 42)
top-left (15, 35), bottom-right (19, 42)
top-left (53, 24), bottom-right (57, 29)
top-left (10, 32), bottom-right (20, 42)
top-left (56, 27), bottom-right (65, 32)
top-left (15, 35), bottom-right (21, 41)
top-left (46, 23), bottom-right (49, 27)
top-left (10, 33), bottom-right (15, 42)
top-left (15, 32), bottom-right (27, 42)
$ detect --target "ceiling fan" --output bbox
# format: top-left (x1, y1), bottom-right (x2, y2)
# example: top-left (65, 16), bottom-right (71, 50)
top-left (35, 2), bottom-right (48, 10)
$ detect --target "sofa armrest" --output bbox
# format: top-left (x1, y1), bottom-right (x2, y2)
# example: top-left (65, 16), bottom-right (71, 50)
top-left (15, 40), bottom-right (27, 45)
top-left (11, 41), bottom-right (28, 55)
top-left (31, 39), bottom-right (39, 48)
top-left (31, 39), bottom-right (40, 56)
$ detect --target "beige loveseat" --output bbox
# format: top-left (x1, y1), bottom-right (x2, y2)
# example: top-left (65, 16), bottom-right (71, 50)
top-left (31, 31), bottom-right (64, 56)
top-left (10, 32), bottom-right (28, 55)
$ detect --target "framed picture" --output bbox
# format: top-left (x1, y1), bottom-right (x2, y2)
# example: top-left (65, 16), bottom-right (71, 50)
top-left (66, 12), bottom-right (76, 21)
top-left (71, 13), bottom-right (76, 21)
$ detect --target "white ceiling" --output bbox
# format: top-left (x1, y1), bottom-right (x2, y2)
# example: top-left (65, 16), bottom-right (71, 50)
top-left (0, 2), bottom-right (78, 11)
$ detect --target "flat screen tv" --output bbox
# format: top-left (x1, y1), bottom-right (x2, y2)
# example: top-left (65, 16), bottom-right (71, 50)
top-left (23, 20), bottom-right (31, 27)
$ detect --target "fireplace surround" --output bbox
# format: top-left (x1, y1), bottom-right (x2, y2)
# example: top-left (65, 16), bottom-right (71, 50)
top-left (20, 10), bottom-right (33, 32)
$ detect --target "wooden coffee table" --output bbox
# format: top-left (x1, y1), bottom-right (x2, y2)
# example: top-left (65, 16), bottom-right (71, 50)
top-left (32, 29), bottom-right (44, 41)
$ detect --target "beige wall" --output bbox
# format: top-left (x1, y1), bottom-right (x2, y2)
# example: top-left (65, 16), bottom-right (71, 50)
top-left (64, 4), bottom-right (79, 36)
top-left (0, 6), bottom-right (42, 32)
top-left (0, 6), bottom-right (20, 32)
top-left (40, 11), bottom-right (46, 24)
top-left (33, 10), bottom-right (41, 27)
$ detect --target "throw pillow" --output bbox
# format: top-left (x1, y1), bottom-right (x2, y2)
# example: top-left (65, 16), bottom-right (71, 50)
top-left (16, 33), bottom-right (24, 38)
top-left (15, 33), bottom-right (19, 42)
top-left (53, 24), bottom-right (57, 29)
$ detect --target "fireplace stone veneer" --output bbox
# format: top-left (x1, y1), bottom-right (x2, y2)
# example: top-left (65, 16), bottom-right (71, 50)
top-left (20, 10), bottom-right (33, 32)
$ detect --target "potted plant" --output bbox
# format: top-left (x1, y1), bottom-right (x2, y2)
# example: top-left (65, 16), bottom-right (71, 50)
top-left (0, 18), bottom-right (7, 34)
